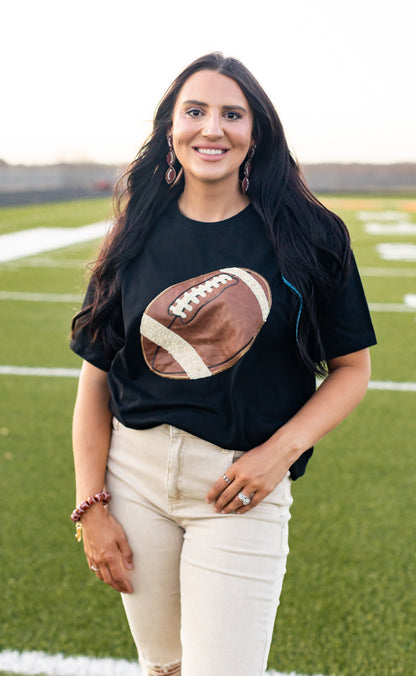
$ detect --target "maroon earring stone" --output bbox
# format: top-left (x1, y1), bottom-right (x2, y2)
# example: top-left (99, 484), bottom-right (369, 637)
top-left (165, 136), bottom-right (177, 185)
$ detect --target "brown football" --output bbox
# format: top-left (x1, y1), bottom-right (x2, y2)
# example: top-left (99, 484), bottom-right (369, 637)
top-left (140, 267), bottom-right (271, 380)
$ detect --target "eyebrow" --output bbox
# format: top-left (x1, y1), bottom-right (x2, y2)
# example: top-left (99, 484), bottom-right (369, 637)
top-left (182, 99), bottom-right (248, 113)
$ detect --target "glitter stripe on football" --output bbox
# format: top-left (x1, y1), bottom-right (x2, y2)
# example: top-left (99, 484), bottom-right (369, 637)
top-left (140, 267), bottom-right (272, 380)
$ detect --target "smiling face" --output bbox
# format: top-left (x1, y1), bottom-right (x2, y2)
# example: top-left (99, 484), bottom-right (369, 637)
top-left (169, 70), bottom-right (254, 191)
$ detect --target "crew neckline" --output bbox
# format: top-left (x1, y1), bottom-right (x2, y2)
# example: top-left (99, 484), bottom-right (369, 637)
top-left (170, 200), bottom-right (255, 232)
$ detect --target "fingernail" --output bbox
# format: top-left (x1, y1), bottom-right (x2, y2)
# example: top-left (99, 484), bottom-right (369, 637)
top-left (127, 563), bottom-right (134, 570)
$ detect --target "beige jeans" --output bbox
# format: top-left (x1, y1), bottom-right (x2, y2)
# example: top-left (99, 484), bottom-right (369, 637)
top-left (106, 420), bottom-right (293, 676)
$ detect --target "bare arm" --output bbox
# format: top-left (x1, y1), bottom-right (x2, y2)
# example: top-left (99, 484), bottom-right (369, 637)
top-left (72, 360), bottom-right (134, 592)
top-left (206, 347), bottom-right (371, 513)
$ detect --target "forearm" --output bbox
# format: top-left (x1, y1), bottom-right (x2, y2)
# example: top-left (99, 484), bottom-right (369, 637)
top-left (72, 360), bottom-right (113, 504)
top-left (272, 348), bottom-right (371, 467)
top-left (207, 351), bottom-right (372, 516)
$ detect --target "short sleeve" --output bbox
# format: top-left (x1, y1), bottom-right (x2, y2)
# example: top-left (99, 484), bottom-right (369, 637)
top-left (70, 281), bottom-right (122, 372)
top-left (319, 254), bottom-right (377, 361)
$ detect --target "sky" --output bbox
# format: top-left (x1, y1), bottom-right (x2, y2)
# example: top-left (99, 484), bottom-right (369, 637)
top-left (1, 0), bottom-right (415, 166)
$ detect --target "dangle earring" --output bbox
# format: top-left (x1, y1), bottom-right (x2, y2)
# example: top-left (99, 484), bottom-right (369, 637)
top-left (165, 136), bottom-right (177, 185)
top-left (241, 144), bottom-right (255, 193)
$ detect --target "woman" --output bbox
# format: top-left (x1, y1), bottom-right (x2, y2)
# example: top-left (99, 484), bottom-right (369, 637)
top-left (70, 52), bottom-right (376, 676)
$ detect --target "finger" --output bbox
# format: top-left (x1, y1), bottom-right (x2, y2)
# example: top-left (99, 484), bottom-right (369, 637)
top-left (220, 489), bottom-right (259, 514)
top-left (88, 561), bottom-right (104, 581)
top-left (234, 493), bottom-right (263, 514)
top-left (206, 472), bottom-right (235, 503)
top-left (212, 478), bottom-right (246, 512)
top-left (90, 548), bottom-right (133, 593)
top-left (118, 537), bottom-right (134, 571)
top-left (100, 561), bottom-right (133, 594)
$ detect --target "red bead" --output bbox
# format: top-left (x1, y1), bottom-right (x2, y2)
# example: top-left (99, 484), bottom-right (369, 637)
top-left (70, 491), bottom-right (112, 522)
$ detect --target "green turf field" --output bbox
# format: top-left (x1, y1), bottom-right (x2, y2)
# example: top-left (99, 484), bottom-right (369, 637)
top-left (1, 196), bottom-right (415, 676)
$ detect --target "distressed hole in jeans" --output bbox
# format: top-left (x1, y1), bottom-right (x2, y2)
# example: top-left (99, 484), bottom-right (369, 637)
top-left (144, 660), bottom-right (181, 675)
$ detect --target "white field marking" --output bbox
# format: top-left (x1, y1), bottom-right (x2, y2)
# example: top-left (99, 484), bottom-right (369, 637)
top-left (0, 650), bottom-right (141, 676)
top-left (0, 366), bottom-right (81, 377)
top-left (0, 649), bottom-right (329, 676)
top-left (0, 222), bottom-right (108, 263)
top-left (0, 291), bottom-right (84, 303)
top-left (376, 243), bottom-right (416, 261)
top-left (2, 291), bottom-right (414, 313)
top-left (368, 302), bottom-right (416, 313)
top-left (315, 378), bottom-right (416, 393)
top-left (368, 381), bottom-right (416, 392)
top-left (360, 267), bottom-right (416, 277)
top-left (1, 366), bottom-right (416, 393)
top-left (3, 257), bottom-right (89, 268)
top-left (404, 294), bottom-right (416, 308)
top-left (365, 223), bottom-right (416, 235)
top-left (357, 210), bottom-right (409, 221)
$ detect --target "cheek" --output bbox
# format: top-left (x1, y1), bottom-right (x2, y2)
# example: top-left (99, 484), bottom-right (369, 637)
top-left (171, 117), bottom-right (195, 142)
top-left (233, 124), bottom-right (253, 150)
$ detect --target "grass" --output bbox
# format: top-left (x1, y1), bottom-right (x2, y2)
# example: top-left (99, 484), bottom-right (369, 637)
top-left (1, 195), bottom-right (416, 676)
top-left (271, 392), bottom-right (416, 675)
top-left (0, 198), bottom-right (112, 235)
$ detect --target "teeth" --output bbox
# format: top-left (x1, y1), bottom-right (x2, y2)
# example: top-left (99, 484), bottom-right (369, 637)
top-left (197, 148), bottom-right (225, 155)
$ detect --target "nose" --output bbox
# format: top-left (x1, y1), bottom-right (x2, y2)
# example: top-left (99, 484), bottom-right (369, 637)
top-left (202, 112), bottom-right (223, 138)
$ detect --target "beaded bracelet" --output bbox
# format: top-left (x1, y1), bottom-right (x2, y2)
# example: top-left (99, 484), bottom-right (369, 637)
top-left (70, 490), bottom-right (111, 523)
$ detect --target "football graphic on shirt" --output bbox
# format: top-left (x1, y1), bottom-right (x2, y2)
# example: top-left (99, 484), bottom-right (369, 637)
top-left (140, 267), bottom-right (272, 380)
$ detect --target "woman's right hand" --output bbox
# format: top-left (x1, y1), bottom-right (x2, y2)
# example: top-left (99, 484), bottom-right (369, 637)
top-left (80, 504), bottom-right (134, 594)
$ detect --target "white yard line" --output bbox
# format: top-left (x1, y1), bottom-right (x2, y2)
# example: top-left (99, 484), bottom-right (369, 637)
top-left (1, 366), bottom-right (416, 392)
top-left (368, 302), bottom-right (415, 313)
top-left (1, 293), bottom-right (415, 313)
top-left (3, 257), bottom-right (89, 269)
top-left (360, 267), bottom-right (416, 277)
top-left (0, 366), bottom-right (81, 377)
top-left (0, 222), bottom-right (108, 263)
top-left (0, 649), bottom-right (328, 676)
top-left (365, 223), bottom-right (416, 235)
top-left (357, 211), bottom-right (410, 222)
top-left (368, 380), bottom-right (416, 392)
top-left (0, 291), bottom-right (83, 303)
top-left (376, 243), bottom-right (416, 262)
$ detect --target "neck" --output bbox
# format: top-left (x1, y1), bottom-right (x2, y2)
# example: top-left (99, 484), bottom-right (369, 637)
top-left (178, 176), bottom-right (250, 223)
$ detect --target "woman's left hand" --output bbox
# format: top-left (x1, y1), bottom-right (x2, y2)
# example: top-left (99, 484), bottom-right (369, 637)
top-left (205, 440), bottom-right (288, 514)
top-left (206, 348), bottom-right (372, 514)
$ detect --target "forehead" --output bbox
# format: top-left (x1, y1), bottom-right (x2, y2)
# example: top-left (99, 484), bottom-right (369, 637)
top-left (174, 70), bottom-right (250, 109)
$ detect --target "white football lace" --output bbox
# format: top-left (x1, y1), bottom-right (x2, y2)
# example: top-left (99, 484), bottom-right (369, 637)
top-left (169, 273), bottom-right (234, 320)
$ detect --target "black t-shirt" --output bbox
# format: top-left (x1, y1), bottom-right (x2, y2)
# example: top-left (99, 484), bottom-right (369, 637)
top-left (70, 202), bottom-right (376, 479)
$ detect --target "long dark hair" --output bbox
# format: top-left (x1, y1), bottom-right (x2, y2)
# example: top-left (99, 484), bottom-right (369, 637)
top-left (72, 52), bottom-right (351, 375)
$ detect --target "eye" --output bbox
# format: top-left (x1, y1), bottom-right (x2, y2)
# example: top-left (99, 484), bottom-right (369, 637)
top-left (186, 108), bottom-right (203, 118)
top-left (224, 111), bottom-right (242, 120)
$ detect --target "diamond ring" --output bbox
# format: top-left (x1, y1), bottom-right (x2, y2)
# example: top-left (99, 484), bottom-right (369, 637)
top-left (90, 565), bottom-right (100, 572)
top-left (221, 473), bottom-right (232, 485)
top-left (238, 491), bottom-right (251, 506)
